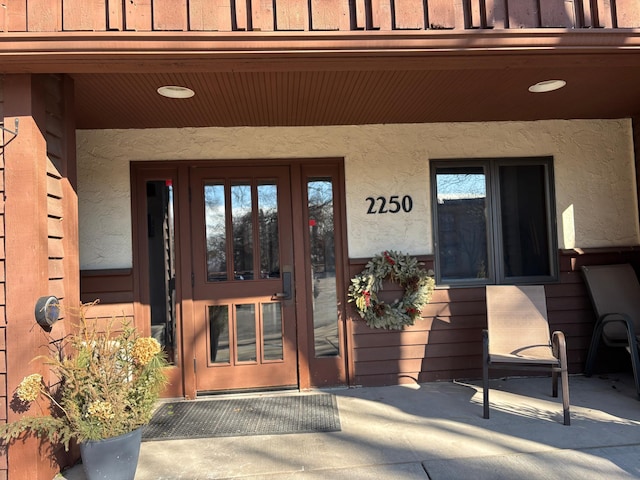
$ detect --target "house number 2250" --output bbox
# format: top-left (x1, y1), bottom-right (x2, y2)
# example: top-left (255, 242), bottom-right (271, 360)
top-left (366, 195), bottom-right (413, 214)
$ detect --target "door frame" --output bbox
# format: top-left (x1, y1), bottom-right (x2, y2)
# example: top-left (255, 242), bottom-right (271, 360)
top-left (131, 158), bottom-right (352, 398)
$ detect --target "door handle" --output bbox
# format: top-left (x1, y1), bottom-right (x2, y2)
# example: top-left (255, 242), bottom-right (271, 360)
top-left (274, 271), bottom-right (292, 300)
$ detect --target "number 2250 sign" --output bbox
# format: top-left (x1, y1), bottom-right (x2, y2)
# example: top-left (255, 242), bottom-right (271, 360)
top-left (366, 195), bottom-right (413, 214)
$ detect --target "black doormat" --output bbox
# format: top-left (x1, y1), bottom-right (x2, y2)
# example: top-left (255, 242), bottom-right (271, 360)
top-left (142, 393), bottom-right (341, 441)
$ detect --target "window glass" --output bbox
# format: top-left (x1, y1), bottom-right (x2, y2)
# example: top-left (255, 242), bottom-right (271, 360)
top-left (231, 183), bottom-right (253, 280)
top-left (258, 182), bottom-right (280, 279)
top-left (433, 158), bottom-right (556, 285)
top-left (205, 183), bottom-right (227, 281)
top-left (307, 178), bottom-right (340, 358)
top-left (499, 165), bottom-right (551, 278)
top-left (435, 167), bottom-right (489, 282)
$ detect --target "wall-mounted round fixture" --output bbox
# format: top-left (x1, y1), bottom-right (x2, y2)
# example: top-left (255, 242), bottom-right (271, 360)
top-left (157, 85), bottom-right (195, 99)
top-left (35, 296), bottom-right (60, 328)
top-left (528, 80), bottom-right (567, 93)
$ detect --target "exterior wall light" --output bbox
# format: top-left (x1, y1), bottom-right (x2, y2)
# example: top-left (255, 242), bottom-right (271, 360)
top-left (35, 296), bottom-right (60, 329)
top-left (157, 85), bottom-right (195, 98)
top-left (528, 80), bottom-right (567, 93)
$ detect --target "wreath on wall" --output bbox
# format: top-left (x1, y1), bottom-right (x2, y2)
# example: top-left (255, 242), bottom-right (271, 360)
top-left (348, 250), bottom-right (435, 330)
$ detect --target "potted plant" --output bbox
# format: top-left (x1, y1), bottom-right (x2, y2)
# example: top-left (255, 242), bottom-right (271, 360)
top-left (0, 302), bottom-right (169, 480)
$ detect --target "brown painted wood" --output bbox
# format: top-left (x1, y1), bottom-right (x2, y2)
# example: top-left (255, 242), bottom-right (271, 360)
top-left (311, 0), bottom-right (349, 30)
top-left (354, 0), bottom-right (366, 29)
top-left (276, 0), bottom-right (307, 30)
top-left (0, 0), bottom-right (638, 33)
top-left (153, 0), bottom-right (188, 31)
top-left (6, 0), bottom-right (27, 32)
top-left (3, 74), bottom-right (60, 480)
top-left (190, 165), bottom-right (299, 392)
top-left (395, 0), bottom-right (424, 29)
top-left (107, 0), bottom-right (124, 30)
top-left (252, 0), bottom-right (275, 30)
top-left (616, 0), bottom-right (640, 27)
top-left (27, 0), bottom-right (62, 31)
top-left (63, 0), bottom-right (106, 31)
top-left (428, 0), bottom-right (455, 29)
top-left (485, 0), bottom-right (506, 28)
top-left (189, 0), bottom-right (235, 31)
top-left (126, 0), bottom-right (152, 31)
top-left (541, 0), bottom-right (576, 27)
top-left (371, 0), bottom-right (393, 29)
top-left (507, 0), bottom-right (539, 28)
top-left (593, 0), bottom-right (613, 27)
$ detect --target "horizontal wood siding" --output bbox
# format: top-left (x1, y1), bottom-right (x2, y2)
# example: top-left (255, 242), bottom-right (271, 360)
top-left (0, 77), bottom-right (8, 480)
top-left (80, 269), bottom-right (135, 327)
top-left (1, 0), bottom-right (637, 32)
top-left (349, 249), bottom-right (640, 387)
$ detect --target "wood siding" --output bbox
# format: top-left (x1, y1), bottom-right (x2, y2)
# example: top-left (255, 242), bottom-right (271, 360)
top-left (0, 76), bottom-right (8, 480)
top-left (2, 74), bottom-right (79, 480)
top-left (0, 0), bottom-right (637, 32)
top-left (349, 248), bottom-right (640, 387)
top-left (80, 269), bottom-right (135, 324)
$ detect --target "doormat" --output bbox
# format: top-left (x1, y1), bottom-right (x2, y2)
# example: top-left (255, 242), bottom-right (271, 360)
top-left (142, 393), bottom-right (341, 441)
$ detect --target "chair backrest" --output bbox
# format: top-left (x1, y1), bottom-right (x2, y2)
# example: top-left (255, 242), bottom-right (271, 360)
top-left (486, 285), bottom-right (552, 358)
top-left (581, 264), bottom-right (640, 340)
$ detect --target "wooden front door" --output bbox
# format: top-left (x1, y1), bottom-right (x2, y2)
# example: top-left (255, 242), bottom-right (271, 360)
top-left (190, 165), bottom-right (298, 392)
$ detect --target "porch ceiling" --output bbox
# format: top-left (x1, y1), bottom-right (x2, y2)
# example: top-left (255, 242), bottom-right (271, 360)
top-left (4, 31), bottom-right (640, 128)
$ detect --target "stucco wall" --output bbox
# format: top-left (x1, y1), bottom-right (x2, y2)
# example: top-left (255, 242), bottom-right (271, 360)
top-left (77, 120), bottom-right (640, 270)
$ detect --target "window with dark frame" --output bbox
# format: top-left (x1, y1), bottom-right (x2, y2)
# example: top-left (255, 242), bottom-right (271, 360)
top-left (431, 157), bottom-right (558, 286)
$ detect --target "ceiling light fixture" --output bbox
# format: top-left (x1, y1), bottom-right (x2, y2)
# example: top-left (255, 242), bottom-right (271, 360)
top-left (528, 80), bottom-right (567, 93)
top-left (157, 85), bottom-right (195, 99)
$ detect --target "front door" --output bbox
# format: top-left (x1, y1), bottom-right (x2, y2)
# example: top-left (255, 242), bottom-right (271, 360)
top-left (190, 165), bottom-right (298, 392)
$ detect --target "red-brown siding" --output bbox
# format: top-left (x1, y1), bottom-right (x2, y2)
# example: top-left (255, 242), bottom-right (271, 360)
top-left (0, 76), bottom-right (9, 480)
top-left (2, 74), bottom-right (79, 480)
top-left (349, 248), bottom-right (640, 387)
top-left (0, 0), bottom-right (637, 32)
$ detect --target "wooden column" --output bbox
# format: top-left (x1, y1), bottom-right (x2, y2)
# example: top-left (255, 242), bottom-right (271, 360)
top-left (3, 75), bottom-right (55, 480)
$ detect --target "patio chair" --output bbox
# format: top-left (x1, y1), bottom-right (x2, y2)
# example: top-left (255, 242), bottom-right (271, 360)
top-left (581, 264), bottom-right (640, 397)
top-left (483, 285), bottom-right (570, 425)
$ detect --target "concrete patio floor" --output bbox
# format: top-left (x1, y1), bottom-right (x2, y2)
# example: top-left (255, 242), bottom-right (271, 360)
top-left (57, 373), bottom-right (640, 479)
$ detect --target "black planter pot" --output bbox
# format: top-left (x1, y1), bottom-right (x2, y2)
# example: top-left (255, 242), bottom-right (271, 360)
top-left (79, 428), bottom-right (142, 480)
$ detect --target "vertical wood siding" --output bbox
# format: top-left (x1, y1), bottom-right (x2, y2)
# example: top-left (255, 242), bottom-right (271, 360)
top-left (1, 0), bottom-right (638, 32)
top-left (349, 249), bottom-right (640, 387)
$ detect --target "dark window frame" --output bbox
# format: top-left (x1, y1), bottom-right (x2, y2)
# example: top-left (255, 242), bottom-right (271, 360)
top-left (431, 156), bottom-right (559, 287)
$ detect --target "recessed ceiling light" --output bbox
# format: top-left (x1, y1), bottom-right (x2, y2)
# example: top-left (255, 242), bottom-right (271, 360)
top-left (528, 80), bottom-right (567, 93)
top-left (157, 85), bottom-right (195, 99)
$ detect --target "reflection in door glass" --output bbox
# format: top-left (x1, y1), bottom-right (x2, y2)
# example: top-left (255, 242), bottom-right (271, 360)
top-left (236, 304), bottom-right (257, 362)
top-left (146, 180), bottom-right (176, 363)
top-left (262, 303), bottom-right (283, 361)
top-left (258, 182), bottom-right (280, 279)
top-left (205, 184), bottom-right (227, 281)
top-left (308, 179), bottom-right (339, 357)
top-left (232, 183), bottom-right (253, 280)
top-left (209, 305), bottom-right (230, 363)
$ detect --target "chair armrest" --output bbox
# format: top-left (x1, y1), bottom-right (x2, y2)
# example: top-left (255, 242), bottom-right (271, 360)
top-left (552, 330), bottom-right (568, 363)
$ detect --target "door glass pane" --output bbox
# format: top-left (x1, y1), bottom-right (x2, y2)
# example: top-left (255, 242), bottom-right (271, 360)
top-left (209, 305), bottom-right (230, 363)
top-left (205, 183), bottom-right (227, 281)
top-left (262, 303), bottom-right (283, 361)
top-left (258, 182), bottom-right (280, 279)
top-left (232, 183), bottom-right (253, 280)
top-left (435, 167), bottom-right (489, 281)
top-left (236, 304), bottom-right (257, 362)
top-left (499, 164), bottom-right (551, 277)
top-left (308, 179), bottom-right (339, 357)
